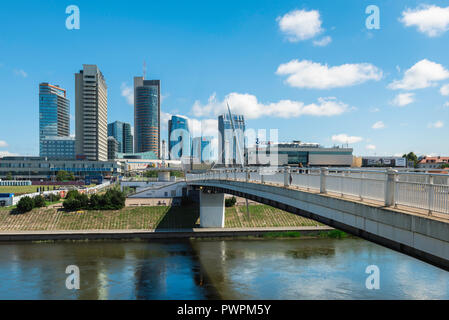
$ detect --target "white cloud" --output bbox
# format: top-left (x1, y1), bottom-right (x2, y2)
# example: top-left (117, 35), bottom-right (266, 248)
top-left (388, 59), bottom-right (449, 90)
top-left (313, 36), bottom-right (332, 47)
top-left (366, 144), bottom-right (376, 150)
top-left (13, 69), bottom-right (28, 78)
top-left (444, 102), bottom-right (449, 108)
top-left (428, 120), bottom-right (444, 128)
top-left (400, 5), bottom-right (449, 37)
top-left (276, 60), bottom-right (382, 89)
top-left (277, 9), bottom-right (323, 42)
top-left (370, 107), bottom-right (380, 113)
top-left (391, 92), bottom-right (415, 107)
top-left (331, 134), bottom-right (363, 144)
top-left (440, 83), bottom-right (449, 96)
top-left (0, 140), bottom-right (8, 148)
top-left (372, 121), bottom-right (385, 129)
top-left (120, 83), bottom-right (134, 105)
top-left (192, 92), bottom-right (349, 119)
top-left (188, 118), bottom-right (219, 138)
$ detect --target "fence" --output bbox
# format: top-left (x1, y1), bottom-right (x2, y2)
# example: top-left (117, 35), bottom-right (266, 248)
top-left (186, 167), bottom-right (449, 216)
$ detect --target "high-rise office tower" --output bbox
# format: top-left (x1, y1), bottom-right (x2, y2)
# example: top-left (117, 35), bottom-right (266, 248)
top-left (123, 122), bottom-right (133, 154)
top-left (134, 77), bottom-right (160, 157)
top-left (168, 115), bottom-right (191, 160)
top-left (192, 136), bottom-right (213, 163)
top-left (39, 83), bottom-right (74, 160)
top-left (107, 121), bottom-right (123, 152)
top-left (107, 121), bottom-right (134, 154)
top-left (75, 65), bottom-right (108, 161)
top-left (218, 114), bottom-right (245, 166)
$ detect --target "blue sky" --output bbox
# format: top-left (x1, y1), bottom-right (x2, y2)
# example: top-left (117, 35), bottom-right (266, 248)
top-left (0, 0), bottom-right (448, 157)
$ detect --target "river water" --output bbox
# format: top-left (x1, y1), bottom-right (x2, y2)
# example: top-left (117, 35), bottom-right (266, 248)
top-left (0, 238), bottom-right (448, 300)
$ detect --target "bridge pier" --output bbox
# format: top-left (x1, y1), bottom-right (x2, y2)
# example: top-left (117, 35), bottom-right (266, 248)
top-left (200, 190), bottom-right (225, 228)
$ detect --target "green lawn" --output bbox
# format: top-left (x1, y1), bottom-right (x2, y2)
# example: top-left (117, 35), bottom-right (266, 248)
top-left (0, 184), bottom-right (95, 196)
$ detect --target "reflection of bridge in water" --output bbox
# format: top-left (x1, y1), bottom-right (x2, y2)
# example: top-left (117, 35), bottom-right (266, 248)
top-left (187, 167), bottom-right (449, 270)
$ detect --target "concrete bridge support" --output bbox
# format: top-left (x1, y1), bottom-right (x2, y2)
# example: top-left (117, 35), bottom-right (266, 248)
top-left (200, 190), bottom-right (225, 228)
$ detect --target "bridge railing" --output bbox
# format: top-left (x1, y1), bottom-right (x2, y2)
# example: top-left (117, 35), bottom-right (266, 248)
top-left (186, 167), bottom-right (449, 216)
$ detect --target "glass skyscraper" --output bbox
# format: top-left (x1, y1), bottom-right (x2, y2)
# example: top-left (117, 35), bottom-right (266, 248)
top-left (39, 83), bottom-right (74, 160)
top-left (218, 114), bottom-right (246, 166)
top-left (168, 115), bottom-right (191, 160)
top-left (192, 136), bottom-right (213, 163)
top-left (108, 121), bottom-right (133, 154)
top-left (134, 77), bottom-right (160, 157)
top-left (123, 122), bottom-right (133, 154)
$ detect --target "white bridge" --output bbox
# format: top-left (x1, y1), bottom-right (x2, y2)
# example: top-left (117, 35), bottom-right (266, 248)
top-left (187, 167), bottom-right (449, 270)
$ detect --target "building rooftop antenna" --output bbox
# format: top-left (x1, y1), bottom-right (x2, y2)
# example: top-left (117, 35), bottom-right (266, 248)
top-left (143, 61), bottom-right (147, 80)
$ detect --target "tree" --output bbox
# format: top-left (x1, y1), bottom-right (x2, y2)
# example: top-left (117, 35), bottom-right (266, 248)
top-left (403, 152), bottom-right (419, 168)
top-left (33, 195), bottom-right (46, 208)
top-left (63, 190), bottom-right (89, 211)
top-left (6, 172), bottom-right (13, 181)
top-left (17, 197), bottom-right (34, 213)
top-left (56, 170), bottom-right (68, 182)
top-left (440, 163), bottom-right (449, 169)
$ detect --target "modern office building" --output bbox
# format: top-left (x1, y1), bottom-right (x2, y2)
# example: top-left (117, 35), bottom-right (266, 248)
top-left (0, 156), bottom-right (123, 180)
top-left (107, 121), bottom-right (133, 154)
top-left (39, 83), bottom-right (71, 159)
top-left (134, 77), bottom-right (160, 157)
top-left (168, 115), bottom-right (191, 160)
top-left (107, 121), bottom-right (123, 152)
top-left (107, 136), bottom-right (119, 160)
top-left (40, 137), bottom-right (75, 161)
top-left (218, 114), bottom-right (245, 166)
top-left (246, 141), bottom-right (354, 167)
top-left (123, 122), bottom-right (133, 154)
top-left (192, 136), bottom-right (214, 163)
top-left (75, 65), bottom-right (108, 161)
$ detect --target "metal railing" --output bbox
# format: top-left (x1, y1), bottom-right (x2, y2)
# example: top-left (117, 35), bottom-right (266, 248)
top-left (186, 167), bottom-right (449, 216)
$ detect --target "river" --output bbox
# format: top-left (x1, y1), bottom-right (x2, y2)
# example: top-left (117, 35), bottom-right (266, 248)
top-left (0, 238), bottom-right (448, 299)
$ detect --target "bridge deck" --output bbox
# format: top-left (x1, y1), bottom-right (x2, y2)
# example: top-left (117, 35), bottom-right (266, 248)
top-left (249, 180), bottom-right (449, 224)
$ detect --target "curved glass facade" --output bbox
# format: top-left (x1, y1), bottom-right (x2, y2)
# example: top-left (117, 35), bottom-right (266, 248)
top-left (134, 78), bottom-right (160, 157)
top-left (168, 115), bottom-right (191, 160)
top-left (39, 83), bottom-right (70, 159)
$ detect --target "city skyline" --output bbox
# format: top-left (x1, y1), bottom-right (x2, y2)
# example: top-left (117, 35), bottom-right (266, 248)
top-left (1, 1), bottom-right (449, 158)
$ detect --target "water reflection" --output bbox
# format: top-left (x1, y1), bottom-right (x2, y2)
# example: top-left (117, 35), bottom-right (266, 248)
top-left (0, 238), bottom-right (448, 299)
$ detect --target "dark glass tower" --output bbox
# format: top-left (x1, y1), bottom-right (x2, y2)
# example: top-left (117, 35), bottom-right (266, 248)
top-left (134, 77), bottom-right (160, 157)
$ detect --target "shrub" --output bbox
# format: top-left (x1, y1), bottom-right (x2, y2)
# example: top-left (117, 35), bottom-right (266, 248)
top-left (63, 189), bottom-right (126, 211)
top-left (65, 190), bottom-right (80, 200)
top-left (63, 198), bottom-right (82, 211)
top-left (225, 196), bottom-right (237, 207)
top-left (33, 195), bottom-right (46, 208)
top-left (63, 190), bottom-right (89, 211)
top-left (89, 194), bottom-right (101, 210)
top-left (17, 197), bottom-right (34, 213)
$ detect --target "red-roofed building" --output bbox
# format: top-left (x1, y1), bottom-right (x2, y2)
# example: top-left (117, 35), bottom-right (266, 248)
top-left (418, 156), bottom-right (449, 169)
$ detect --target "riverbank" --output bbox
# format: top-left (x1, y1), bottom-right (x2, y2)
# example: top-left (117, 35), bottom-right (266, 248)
top-left (0, 204), bottom-right (322, 231)
top-left (0, 203), bottom-right (340, 241)
top-left (0, 226), bottom-right (334, 241)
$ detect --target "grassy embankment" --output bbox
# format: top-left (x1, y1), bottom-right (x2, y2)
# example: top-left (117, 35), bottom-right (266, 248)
top-left (0, 203), bottom-right (329, 232)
